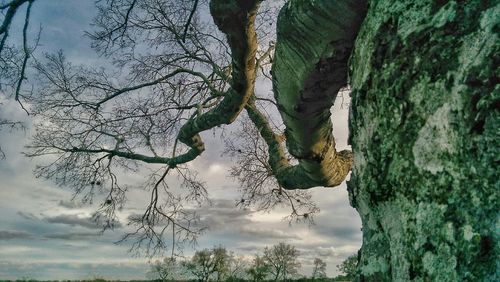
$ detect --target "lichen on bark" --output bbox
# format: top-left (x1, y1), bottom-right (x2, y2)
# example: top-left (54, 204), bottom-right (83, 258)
top-left (348, 0), bottom-right (499, 280)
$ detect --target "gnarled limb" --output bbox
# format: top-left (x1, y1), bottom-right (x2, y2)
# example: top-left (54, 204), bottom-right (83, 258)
top-left (167, 0), bottom-right (262, 167)
top-left (271, 0), bottom-right (367, 187)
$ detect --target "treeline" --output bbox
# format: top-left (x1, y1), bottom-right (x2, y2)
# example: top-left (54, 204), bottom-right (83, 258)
top-left (5, 244), bottom-right (356, 282)
top-left (147, 242), bottom-right (357, 282)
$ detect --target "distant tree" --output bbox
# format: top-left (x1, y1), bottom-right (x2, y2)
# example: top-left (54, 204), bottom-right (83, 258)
top-left (184, 245), bottom-right (231, 282)
top-left (246, 254), bottom-right (270, 282)
top-left (336, 254), bottom-right (357, 281)
top-left (211, 246), bottom-right (231, 282)
top-left (311, 258), bottom-right (327, 280)
top-left (227, 253), bottom-right (249, 281)
top-left (148, 257), bottom-right (184, 282)
top-left (263, 242), bottom-right (301, 281)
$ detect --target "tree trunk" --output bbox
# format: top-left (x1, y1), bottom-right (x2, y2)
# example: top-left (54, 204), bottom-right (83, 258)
top-left (348, 0), bottom-right (498, 281)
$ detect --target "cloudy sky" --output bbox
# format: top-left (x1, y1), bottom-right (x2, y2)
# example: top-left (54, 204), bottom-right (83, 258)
top-left (0, 1), bottom-right (362, 280)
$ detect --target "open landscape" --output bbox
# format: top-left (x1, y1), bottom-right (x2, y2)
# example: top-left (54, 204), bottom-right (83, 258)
top-left (1, 0), bottom-right (497, 281)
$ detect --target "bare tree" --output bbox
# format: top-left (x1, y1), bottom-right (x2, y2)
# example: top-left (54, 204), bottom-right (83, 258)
top-left (263, 242), bottom-right (301, 281)
top-left (226, 253), bottom-right (249, 281)
top-left (311, 257), bottom-right (327, 280)
top-left (246, 254), bottom-right (270, 282)
top-left (184, 245), bottom-right (231, 282)
top-left (336, 254), bottom-right (357, 281)
top-left (148, 257), bottom-right (185, 282)
top-left (7, 0), bottom-right (360, 256)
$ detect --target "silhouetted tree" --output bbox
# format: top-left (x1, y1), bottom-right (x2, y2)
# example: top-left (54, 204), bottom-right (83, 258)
top-left (311, 258), bottom-right (327, 280)
top-left (263, 242), bottom-right (301, 281)
top-left (246, 254), bottom-right (270, 282)
top-left (148, 257), bottom-right (185, 282)
top-left (336, 254), bottom-right (357, 281)
top-left (184, 245), bottom-right (231, 282)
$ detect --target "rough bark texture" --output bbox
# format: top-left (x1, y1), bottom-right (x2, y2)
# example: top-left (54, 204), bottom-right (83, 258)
top-left (272, 0), bottom-right (366, 188)
top-left (348, 0), bottom-right (499, 281)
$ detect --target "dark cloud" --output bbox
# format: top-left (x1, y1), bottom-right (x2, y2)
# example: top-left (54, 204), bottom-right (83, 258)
top-left (125, 200), bottom-right (255, 233)
top-left (44, 232), bottom-right (100, 241)
top-left (192, 199), bottom-right (255, 231)
top-left (58, 200), bottom-right (83, 209)
top-left (17, 211), bottom-right (38, 221)
top-left (126, 213), bottom-right (143, 222)
top-left (0, 230), bottom-right (32, 240)
top-left (314, 222), bottom-right (361, 242)
top-left (44, 214), bottom-right (122, 229)
top-left (236, 245), bottom-right (262, 253)
top-left (314, 246), bottom-right (336, 257)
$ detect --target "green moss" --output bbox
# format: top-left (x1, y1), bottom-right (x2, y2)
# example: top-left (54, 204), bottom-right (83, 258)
top-left (349, 0), bottom-right (499, 280)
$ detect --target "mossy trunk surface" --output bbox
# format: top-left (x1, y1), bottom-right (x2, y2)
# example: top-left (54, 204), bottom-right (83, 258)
top-left (348, 0), bottom-right (499, 281)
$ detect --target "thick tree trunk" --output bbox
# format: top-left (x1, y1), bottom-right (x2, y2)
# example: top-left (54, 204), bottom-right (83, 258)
top-left (348, 1), bottom-right (498, 281)
top-left (270, 0), bottom-right (366, 189)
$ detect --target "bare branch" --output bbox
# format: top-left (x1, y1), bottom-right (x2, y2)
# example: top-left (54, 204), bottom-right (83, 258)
top-left (13, 0), bottom-right (33, 114)
top-left (223, 115), bottom-right (319, 221)
top-left (181, 0), bottom-right (198, 43)
top-left (0, 0), bottom-right (33, 53)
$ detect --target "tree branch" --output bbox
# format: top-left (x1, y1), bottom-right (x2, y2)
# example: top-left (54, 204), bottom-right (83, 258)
top-left (181, 0), bottom-right (198, 43)
top-left (272, 0), bottom-right (366, 187)
top-left (14, 0), bottom-right (33, 114)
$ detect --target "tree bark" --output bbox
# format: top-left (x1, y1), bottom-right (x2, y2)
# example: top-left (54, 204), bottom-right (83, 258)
top-left (271, 0), bottom-right (366, 188)
top-left (348, 0), bottom-right (499, 281)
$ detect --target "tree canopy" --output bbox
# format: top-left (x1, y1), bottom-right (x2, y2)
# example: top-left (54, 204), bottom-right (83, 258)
top-left (0, 0), bottom-right (366, 255)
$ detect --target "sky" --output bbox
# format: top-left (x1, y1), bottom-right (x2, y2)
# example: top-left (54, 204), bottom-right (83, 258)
top-left (0, 1), bottom-right (362, 280)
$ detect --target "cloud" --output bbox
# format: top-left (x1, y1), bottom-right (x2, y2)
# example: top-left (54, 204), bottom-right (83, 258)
top-left (316, 224), bottom-right (362, 241)
top-left (44, 214), bottom-right (121, 229)
top-left (238, 226), bottom-right (300, 240)
top-left (58, 200), bottom-right (84, 209)
top-left (17, 211), bottom-right (38, 221)
top-left (194, 199), bottom-right (255, 230)
top-left (235, 245), bottom-right (262, 253)
top-left (44, 232), bottom-right (101, 241)
top-left (0, 261), bottom-right (149, 280)
top-left (315, 246), bottom-right (336, 257)
top-left (0, 230), bottom-right (33, 240)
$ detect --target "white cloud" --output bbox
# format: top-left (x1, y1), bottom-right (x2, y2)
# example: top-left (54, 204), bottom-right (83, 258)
top-left (238, 226), bottom-right (301, 240)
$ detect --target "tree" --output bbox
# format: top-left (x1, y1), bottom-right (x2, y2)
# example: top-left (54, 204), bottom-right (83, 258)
top-left (347, 1), bottom-right (498, 281)
top-left (226, 253), bottom-right (249, 281)
top-left (184, 245), bottom-right (231, 282)
top-left (148, 257), bottom-right (184, 282)
top-left (311, 258), bottom-right (327, 280)
top-left (2, 0), bottom-right (498, 281)
top-left (336, 254), bottom-right (357, 281)
top-left (263, 242), bottom-right (301, 281)
top-left (246, 254), bottom-right (270, 282)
